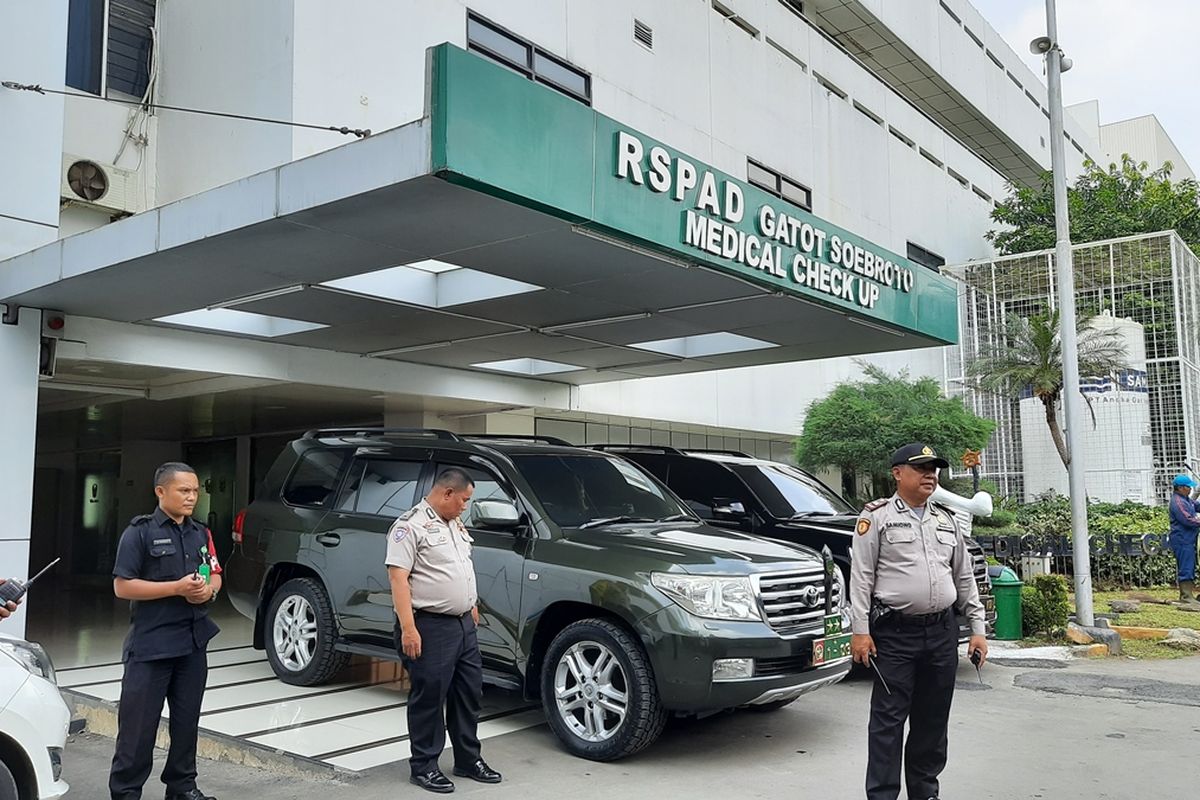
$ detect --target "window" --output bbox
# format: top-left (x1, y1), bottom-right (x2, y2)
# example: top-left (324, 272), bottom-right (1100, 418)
top-left (467, 13), bottom-right (591, 105)
top-left (66, 0), bottom-right (104, 94)
top-left (66, 0), bottom-right (156, 98)
top-left (663, 460), bottom-right (754, 521)
top-left (907, 241), bottom-right (946, 271)
top-left (729, 464), bottom-right (853, 519)
top-left (747, 159), bottom-right (812, 211)
top-left (512, 454), bottom-right (685, 528)
top-left (778, 0), bottom-right (805, 18)
top-left (283, 449), bottom-right (348, 507)
top-left (436, 464), bottom-right (517, 527)
top-left (337, 459), bottom-right (423, 517)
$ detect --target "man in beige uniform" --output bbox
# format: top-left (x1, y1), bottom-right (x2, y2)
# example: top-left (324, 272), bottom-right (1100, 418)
top-left (849, 443), bottom-right (988, 800)
top-left (386, 468), bottom-right (501, 794)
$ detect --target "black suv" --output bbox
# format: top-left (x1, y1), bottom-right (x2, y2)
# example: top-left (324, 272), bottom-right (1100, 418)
top-left (591, 445), bottom-right (994, 639)
top-left (226, 430), bottom-right (853, 761)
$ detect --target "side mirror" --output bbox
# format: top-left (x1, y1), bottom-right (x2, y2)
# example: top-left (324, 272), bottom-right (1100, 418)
top-left (471, 499), bottom-right (521, 528)
top-left (712, 500), bottom-right (747, 519)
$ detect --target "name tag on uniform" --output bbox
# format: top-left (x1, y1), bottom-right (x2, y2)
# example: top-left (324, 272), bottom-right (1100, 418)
top-left (152, 538), bottom-right (172, 545)
top-left (884, 521), bottom-right (913, 529)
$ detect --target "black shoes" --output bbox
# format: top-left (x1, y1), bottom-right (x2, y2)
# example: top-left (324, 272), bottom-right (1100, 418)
top-left (453, 759), bottom-right (502, 784)
top-left (410, 769), bottom-right (456, 794)
top-left (165, 790), bottom-right (217, 800)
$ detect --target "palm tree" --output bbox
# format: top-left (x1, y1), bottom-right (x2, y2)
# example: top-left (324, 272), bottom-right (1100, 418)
top-left (969, 311), bottom-right (1129, 469)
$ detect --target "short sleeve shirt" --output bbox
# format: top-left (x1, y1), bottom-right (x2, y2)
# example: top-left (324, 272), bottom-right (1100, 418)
top-left (849, 494), bottom-right (985, 636)
top-left (113, 507), bottom-right (222, 662)
top-left (384, 500), bottom-right (477, 616)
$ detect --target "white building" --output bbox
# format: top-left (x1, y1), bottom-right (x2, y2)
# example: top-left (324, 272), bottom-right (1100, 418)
top-left (0, 0), bottom-right (1117, 646)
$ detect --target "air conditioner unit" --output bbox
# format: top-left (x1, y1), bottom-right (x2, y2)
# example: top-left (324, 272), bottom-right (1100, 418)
top-left (60, 154), bottom-right (146, 215)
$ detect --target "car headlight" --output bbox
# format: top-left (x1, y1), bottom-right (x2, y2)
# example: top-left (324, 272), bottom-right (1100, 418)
top-left (651, 573), bottom-right (761, 621)
top-left (0, 638), bottom-right (56, 684)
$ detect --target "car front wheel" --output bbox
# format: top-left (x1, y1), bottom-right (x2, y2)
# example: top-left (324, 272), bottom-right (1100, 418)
top-left (540, 619), bottom-right (667, 761)
top-left (0, 757), bottom-right (19, 800)
top-left (264, 577), bottom-right (349, 685)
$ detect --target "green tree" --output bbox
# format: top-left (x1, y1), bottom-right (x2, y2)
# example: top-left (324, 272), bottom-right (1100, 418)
top-left (795, 363), bottom-right (995, 499)
top-left (968, 311), bottom-right (1128, 469)
top-left (987, 155), bottom-right (1200, 255)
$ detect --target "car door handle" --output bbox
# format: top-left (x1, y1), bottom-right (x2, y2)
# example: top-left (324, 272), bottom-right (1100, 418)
top-left (316, 533), bottom-right (341, 547)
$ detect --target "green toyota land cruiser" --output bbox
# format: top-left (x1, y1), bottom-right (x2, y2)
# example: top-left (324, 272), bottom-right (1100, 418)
top-left (226, 429), bottom-right (851, 761)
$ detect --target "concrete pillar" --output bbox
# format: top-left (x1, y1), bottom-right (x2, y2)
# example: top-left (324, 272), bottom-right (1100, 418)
top-left (456, 411), bottom-right (536, 437)
top-left (235, 435), bottom-right (252, 511)
top-left (0, 2), bottom-right (67, 260)
top-left (0, 308), bottom-right (41, 638)
top-left (383, 407), bottom-right (460, 433)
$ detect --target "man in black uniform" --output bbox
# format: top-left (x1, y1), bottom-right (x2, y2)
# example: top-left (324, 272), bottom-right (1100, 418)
top-left (850, 444), bottom-right (988, 800)
top-left (109, 462), bottom-right (221, 800)
top-left (387, 468), bottom-right (501, 794)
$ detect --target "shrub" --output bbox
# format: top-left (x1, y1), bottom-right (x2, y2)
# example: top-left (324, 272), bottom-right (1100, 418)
top-left (1021, 573), bottom-right (1071, 637)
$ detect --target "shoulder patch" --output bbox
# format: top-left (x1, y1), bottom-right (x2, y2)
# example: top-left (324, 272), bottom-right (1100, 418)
top-left (391, 522), bottom-right (410, 543)
top-left (856, 517), bottom-right (871, 536)
top-left (863, 499), bottom-right (888, 512)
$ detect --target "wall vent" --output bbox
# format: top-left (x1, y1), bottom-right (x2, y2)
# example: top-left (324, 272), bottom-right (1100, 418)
top-left (634, 19), bottom-right (653, 50)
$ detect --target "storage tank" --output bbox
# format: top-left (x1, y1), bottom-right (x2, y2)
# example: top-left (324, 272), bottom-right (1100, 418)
top-left (1020, 312), bottom-right (1154, 502)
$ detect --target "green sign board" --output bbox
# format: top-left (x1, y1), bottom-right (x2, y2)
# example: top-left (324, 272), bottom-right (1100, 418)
top-left (429, 44), bottom-right (957, 344)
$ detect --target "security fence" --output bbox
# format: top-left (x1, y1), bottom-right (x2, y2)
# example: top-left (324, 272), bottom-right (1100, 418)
top-left (944, 232), bottom-right (1200, 505)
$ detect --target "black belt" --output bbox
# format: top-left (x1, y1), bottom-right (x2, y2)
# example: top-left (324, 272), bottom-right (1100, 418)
top-left (890, 607), bottom-right (953, 627)
top-left (413, 608), bottom-right (471, 619)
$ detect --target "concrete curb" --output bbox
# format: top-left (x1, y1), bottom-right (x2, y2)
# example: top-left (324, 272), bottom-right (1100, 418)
top-left (64, 690), bottom-right (361, 781)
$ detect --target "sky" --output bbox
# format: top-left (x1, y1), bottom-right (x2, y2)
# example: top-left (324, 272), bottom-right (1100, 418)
top-left (969, 0), bottom-right (1200, 176)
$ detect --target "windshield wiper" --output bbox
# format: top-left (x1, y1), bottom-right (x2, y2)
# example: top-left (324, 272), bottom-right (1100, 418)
top-left (789, 511), bottom-right (838, 520)
top-left (654, 514), bottom-right (693, 523)
top-left (578, 515), bottom-right (655, 529)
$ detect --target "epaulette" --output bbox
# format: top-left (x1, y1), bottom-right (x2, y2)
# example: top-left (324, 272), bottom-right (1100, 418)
top-left (930, 501), bottom-right (956, 516)
top-left (863, 498), bottom-right (889, 512)
top-left (129, 514), bottom-right (154, 525)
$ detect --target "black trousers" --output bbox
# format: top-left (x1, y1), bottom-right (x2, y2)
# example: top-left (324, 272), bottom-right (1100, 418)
top-left (865, 610), bottom-right (959, 800)
top-left (109, 648), bottom-right (208, 800)
top-left (397, 611), bottom-right (483, 775)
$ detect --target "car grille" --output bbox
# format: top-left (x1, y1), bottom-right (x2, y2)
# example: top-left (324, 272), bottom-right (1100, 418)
top-left (755, 569), bottom-right (841, 632)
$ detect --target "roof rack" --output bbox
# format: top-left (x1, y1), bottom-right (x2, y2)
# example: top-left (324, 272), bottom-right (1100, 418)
top-left (302, 427), bottom-right (462, 441)
top-left (683, 448), bottom-right (754, 458)
top-left (585, 444), bottom-right (684, 455)
top-left (463, 434), bottom-right (574, 447)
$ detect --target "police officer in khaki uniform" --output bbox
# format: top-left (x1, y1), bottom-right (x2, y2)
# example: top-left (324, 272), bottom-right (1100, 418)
top-left (386, 468), bottom-right (502, 794)
top-left (850, 444), bottom-right (988, 800)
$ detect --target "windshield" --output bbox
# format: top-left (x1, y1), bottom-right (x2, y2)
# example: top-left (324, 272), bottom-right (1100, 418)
top-left (728, 463), bottom-right (854, 518)
top-left (512, 454), bottom-right (691, 528)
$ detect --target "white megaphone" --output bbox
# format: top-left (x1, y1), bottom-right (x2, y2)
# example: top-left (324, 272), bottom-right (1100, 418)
top-left (930, 485), bottom-right (993, 537)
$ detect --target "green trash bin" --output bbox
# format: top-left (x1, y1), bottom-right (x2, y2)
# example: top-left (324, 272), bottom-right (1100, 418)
top-left (992, 567), bottom-right (1024, 641)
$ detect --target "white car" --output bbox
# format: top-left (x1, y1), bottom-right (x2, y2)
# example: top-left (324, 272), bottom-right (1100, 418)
top-left (0, 633), bottom-right (69, 799)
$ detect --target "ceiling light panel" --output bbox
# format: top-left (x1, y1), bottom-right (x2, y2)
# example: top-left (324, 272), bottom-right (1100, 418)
top-left (153, 308), bottom-right (327, 337)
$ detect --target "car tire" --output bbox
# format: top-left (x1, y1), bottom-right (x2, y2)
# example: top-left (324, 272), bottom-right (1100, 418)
top-left (0, 758), bottom-right (19, 800)
top-left (541, 619), bottom-right (667, 761)
top-left (264, 577), bottom-right (349, 686)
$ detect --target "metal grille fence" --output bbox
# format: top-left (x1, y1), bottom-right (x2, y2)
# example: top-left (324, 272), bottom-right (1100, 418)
top-left (944, 232), bottom-right (1200, 504)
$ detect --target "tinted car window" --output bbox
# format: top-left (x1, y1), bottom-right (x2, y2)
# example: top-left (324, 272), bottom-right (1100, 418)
top-left (283, 449), bottom-right (348, 507)
top-left (729, 463), bottom-right (853, 518)
top-left (513, 454), bottom-right (686, 528)
top-left (435, 464), bottom-right (516, 527)
top-left (337, 459), bottom-right (423, 517)
top-left (663, 459), bottom-right (753, 519)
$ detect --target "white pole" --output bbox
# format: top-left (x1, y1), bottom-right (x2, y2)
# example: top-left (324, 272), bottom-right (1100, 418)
top-left (1044, 0), bottom-right (1094, 625)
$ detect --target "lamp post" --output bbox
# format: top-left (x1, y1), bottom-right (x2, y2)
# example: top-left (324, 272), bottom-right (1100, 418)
top-left (1032, 0), bottom-right (1093, 625)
